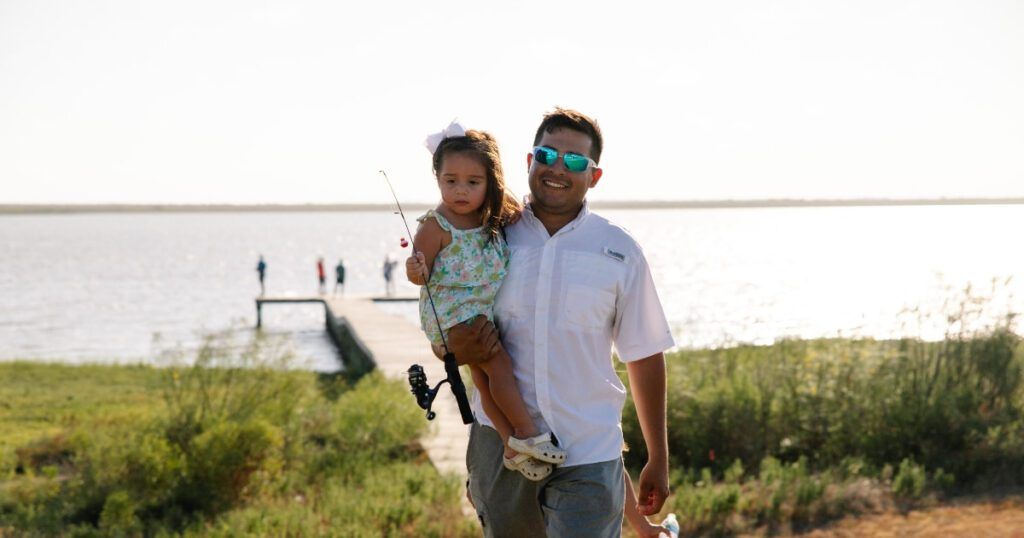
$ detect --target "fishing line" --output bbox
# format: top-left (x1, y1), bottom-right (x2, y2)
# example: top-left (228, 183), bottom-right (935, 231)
top-left (380, 170), bottom-right (474, 424)
top-left (379, 170), bottom-right (451, 354)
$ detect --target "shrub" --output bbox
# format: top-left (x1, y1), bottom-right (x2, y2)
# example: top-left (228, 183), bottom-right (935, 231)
top-left (192, 463), bottom-right (476, 537)
top-left (180, 420), bottom-right (283, 514)
top-left (98, 490), bottom-right (141, 535)
top-left (308, 372), bottom-right (427, 480)
top-left (892, 458), bottom-right (926, 499)
top-left (68, 428), bottom-right (184, 526)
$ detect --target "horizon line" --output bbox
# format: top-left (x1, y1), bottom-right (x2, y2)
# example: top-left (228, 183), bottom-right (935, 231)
top-left (2, 197), bottom-right (1024, 215)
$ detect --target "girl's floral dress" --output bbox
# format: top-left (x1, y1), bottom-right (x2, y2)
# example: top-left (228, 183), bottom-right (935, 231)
top-left (416, 209), bottom-right (509, 346)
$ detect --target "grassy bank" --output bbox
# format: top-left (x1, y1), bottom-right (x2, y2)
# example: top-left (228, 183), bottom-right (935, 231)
top-left (0, 336), bottom-right (476, 537)
top-left (5, 308), bottom-right (1021, 536)
top-left (622, 315), bottom-right (1024, 535)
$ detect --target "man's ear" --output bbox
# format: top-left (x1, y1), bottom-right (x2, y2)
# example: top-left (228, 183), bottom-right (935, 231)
top-left (589, 168), bottom-right (602, 188)
top-left (526, 152), bottom-right (533, 171)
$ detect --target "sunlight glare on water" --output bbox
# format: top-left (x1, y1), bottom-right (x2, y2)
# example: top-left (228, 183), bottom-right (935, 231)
top-left (0, 205), bottom-right (1020, 365)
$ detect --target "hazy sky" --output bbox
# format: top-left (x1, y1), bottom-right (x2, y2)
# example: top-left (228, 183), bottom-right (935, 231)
top-left (2, 0), bottom-right (1022, 204)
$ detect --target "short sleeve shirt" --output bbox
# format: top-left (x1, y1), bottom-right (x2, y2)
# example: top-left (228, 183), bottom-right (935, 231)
top-left (472, 201), bottom-right (675, 467)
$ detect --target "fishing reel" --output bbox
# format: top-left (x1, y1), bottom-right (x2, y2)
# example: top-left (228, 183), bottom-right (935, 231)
top-left (406, 353), bottom-right (475, 424)
top-left (406, 364), bottom-right (439, 420)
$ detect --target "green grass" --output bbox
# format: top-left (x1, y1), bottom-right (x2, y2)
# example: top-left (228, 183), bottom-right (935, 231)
top-left (0, 362), bottom-right (166, 476)
top-left (0, 335), bottom-right (476, 537)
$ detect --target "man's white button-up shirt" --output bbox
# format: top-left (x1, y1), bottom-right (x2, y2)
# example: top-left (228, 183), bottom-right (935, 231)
top-left (472, 201), bottom-right (675, 467)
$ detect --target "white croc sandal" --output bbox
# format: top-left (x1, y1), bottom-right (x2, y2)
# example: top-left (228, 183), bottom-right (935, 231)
top-left (507, 432), bottom-right (567, 464)
top-left (503, 453), bottom-right (552, 481)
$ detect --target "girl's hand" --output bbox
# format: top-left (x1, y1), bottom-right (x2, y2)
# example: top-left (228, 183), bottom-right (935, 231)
top-left (627, 511), bottom-right (669, 538)
top-left (405, 252), bottom-right (428, 285)
top-left (634, 521), bottom-right (668, 538)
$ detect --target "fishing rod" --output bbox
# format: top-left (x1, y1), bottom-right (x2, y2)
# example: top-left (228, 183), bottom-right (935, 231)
top-left (380, 170), bottom-right (474, 424)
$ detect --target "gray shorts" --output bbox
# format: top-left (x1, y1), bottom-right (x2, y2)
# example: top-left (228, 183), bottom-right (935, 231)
top-left (466, 422), bottom-right (625, 537)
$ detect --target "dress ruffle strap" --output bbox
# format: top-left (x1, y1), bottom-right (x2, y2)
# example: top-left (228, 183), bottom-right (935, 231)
top-left (416, 209), bottom-right (452, 232)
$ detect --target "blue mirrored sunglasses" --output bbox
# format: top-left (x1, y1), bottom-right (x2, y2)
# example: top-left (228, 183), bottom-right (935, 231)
top-left (532, 146), bottom-right (598, 173)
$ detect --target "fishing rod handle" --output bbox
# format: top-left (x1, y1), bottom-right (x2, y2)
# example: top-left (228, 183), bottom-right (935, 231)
top-left (443, 353), bottom-right (476, 425)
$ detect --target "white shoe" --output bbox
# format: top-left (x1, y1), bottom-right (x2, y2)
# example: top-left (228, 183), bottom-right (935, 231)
top-left (503, 453), bottom-right (552, 481)
top-left (507, 432), bottom-right (567, 465)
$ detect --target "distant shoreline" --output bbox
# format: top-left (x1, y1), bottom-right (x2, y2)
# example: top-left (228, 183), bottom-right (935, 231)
top-left (1, 198), bottom-right (1023, 215)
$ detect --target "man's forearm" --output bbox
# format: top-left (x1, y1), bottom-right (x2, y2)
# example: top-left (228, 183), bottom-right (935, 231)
top-left (626, 353), bottom-right (668, 462)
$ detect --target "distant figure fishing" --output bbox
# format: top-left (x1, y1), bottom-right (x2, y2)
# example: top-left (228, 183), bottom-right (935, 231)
top-left (333, 258), bottom-right (346, 295)
top-left (255, 255), bottom-right (266, 296)
top-left (382, 254), bottom-right (398, 297)
top-left (316, 257), bottom-right (326, 295)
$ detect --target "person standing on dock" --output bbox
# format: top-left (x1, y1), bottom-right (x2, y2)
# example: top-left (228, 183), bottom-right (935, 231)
top-left (256, 255), bottom-right (267, 296)
top-left (447, 108), bottom-right (674, 537)
top-left (382, 254), bottom-right (398, 297)
top-left (333, 258), bottom-right (346, 295)
top-left (316, 257), bottom-right (326, 295)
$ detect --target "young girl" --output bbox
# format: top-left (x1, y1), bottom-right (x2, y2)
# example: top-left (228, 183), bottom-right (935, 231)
top-left (405, 123), bottom-right (566, 481)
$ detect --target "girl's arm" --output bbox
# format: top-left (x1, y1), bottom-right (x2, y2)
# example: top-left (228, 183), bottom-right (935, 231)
top-left (406, 216), bottom-right (448, 285)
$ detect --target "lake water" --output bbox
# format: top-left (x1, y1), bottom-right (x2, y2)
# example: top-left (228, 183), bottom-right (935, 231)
top-left (1, 205), bottom-right (1021, 370)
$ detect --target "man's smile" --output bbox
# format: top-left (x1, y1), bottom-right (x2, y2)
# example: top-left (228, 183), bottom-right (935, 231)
top-left (541, 175), bottom-right (570, 190)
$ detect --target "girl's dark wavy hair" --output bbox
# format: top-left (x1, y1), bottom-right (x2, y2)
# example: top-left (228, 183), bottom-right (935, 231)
top-left (432, 130), bottom-right (521, 242)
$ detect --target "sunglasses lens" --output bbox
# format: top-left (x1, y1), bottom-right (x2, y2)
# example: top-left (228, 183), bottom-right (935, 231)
top-left (534, 147), bottom-right (557, 165)
top-left (563, 153), bottom-right (589, 172)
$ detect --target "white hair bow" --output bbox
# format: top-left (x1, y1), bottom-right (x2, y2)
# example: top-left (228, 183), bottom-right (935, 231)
top-left (424, 119), bottom-right (467, 155)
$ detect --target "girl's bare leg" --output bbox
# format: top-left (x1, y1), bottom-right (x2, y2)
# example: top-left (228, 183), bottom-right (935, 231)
top-left (469, 365), bottom-right (516, 458)
top-left (475, 345), bottom-right (539, 442)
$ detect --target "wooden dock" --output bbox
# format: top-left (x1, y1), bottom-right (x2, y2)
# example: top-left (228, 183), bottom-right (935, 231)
top-left (255, 294), bottom-right (417, 328)
top-left (256, 295), bottom-right (471, 479)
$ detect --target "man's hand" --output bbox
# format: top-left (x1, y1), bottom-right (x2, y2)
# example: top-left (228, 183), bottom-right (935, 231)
top-left (441, 315), bottom-right (500, 366)
top-left (405, 252), bottom-right (428, 285)
top-left (635, 458), bottom-right (670, 516)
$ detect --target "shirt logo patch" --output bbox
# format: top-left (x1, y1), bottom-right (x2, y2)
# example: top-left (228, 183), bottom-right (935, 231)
top-left (603, 247), bottom-right (626, 262)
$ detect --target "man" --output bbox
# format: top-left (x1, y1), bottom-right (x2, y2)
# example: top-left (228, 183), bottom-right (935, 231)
top-left (316, 257), bottom-right (326, 295)
top-left (334, 258), bottom-right (346, 295)
top-left (383, 254), bottom-right (397, 297)
top-left (256, 255), bottom-right (266, 296)
top-left (449, 108), bottom-right (673, 536)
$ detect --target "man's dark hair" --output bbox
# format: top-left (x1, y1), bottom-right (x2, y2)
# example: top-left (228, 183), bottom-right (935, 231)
top-left (533, 107), bottom-right (603, 163)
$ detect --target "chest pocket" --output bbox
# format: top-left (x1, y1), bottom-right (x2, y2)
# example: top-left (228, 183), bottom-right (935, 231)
top-left (560, 251), bottom-right (624, 332)
top-left (494, 245), bottom-right (536, 320)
